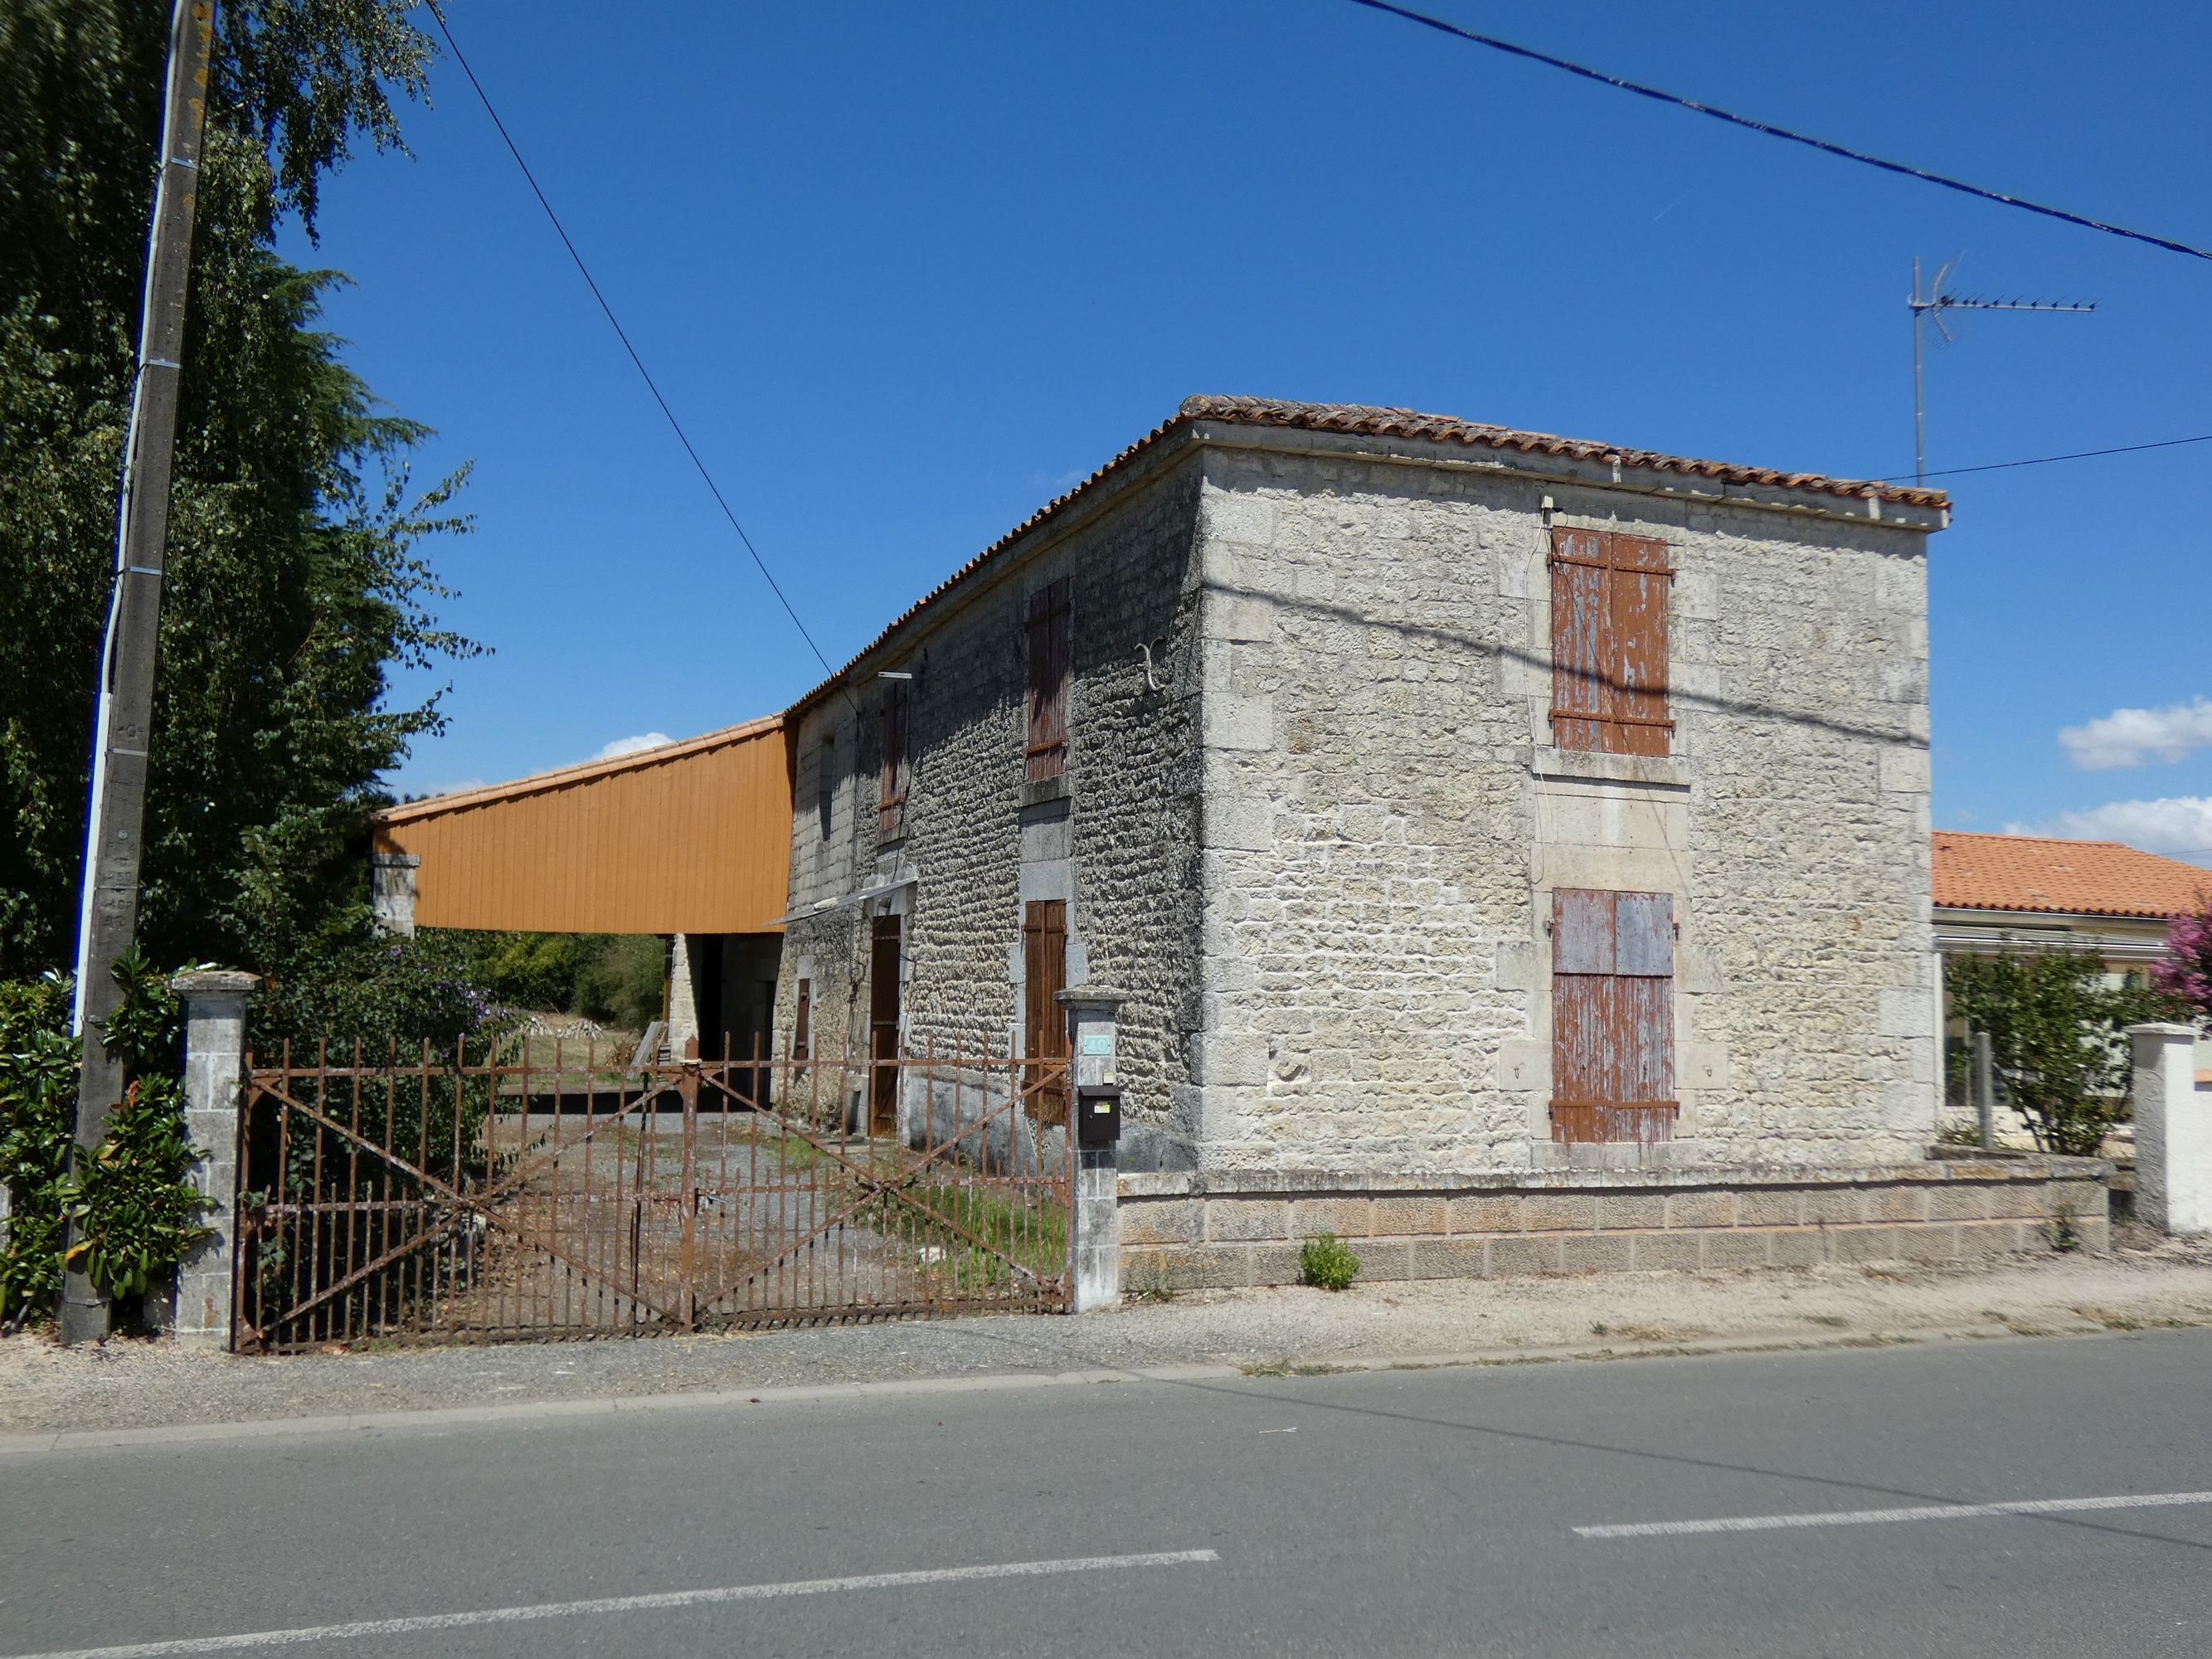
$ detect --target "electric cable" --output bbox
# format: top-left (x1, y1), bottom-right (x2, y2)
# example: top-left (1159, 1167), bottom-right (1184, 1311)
top-left (424, 2), bottom-right (838, 680)
top-left (1347, 0), bottom-right (2212, 264)
top-left (1892, 432), bottom-right (2212, 483)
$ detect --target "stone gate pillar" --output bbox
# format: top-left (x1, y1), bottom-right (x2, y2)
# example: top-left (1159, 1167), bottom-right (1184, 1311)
top-left (1059, 989), bottom-right (1124, 1313)
top-left (2132, 1022), bottom-right (2210, 1235)
top-left (170, 970), bottom-right (257, 1347)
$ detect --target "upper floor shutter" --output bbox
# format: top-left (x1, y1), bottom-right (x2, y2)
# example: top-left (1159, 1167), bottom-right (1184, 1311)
top-left (878, 681), bottom-right (910, 838)
top-left (1025, 579), bottom-right (1072, 782)
top-left (1550, 528), bottom-right (1673, 756)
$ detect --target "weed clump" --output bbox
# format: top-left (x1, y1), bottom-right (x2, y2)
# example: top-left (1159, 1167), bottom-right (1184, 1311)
top-left (1300, 1232), bottom-right (1360, 1292)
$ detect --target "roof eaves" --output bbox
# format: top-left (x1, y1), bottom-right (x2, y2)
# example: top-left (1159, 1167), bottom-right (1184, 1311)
top-left (372, 713), bottom-right (785, 825)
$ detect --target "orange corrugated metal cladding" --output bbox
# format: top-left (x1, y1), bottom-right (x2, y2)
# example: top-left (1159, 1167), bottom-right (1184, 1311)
top-left (371, 718), bottom-right (793, 935)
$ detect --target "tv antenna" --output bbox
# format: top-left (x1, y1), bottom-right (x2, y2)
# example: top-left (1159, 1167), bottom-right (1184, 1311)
top-left (1910, 255), bottom-right (2095, 484)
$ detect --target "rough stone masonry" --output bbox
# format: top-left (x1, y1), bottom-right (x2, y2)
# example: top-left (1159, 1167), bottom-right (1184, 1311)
top-left (773, 396), bottom-right (2102, 1287)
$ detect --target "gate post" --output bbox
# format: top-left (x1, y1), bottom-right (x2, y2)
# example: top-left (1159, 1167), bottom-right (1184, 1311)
top-left (169, 970), bottom-right (257, 1347)
top-left (2131, 1022), bottom-right (2209, 1235)
top-left (1058, 990), bottom-right (1123, 1313)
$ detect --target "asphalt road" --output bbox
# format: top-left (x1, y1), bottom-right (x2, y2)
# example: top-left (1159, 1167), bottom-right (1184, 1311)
top-left (6, 1329), bottom-right (2212, 1657)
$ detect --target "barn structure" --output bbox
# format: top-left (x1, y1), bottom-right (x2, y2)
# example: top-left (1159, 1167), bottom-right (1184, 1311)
top-left (369, 714), bottom-right (792, 1058)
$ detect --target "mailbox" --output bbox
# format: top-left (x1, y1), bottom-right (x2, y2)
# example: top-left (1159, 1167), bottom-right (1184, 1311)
top-left (1075, 1083), bottom-right (1122, 1148)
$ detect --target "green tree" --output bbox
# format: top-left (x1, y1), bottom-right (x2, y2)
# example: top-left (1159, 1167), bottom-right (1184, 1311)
top-left (0, 0), bottom-right (478, 981)
top-left (1945, 947), bottom-right (2174, 1157)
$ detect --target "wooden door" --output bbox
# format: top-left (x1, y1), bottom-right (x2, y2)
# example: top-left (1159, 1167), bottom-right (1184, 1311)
top-left (1023, 900), bottom-right (1068, 1125)
top-left (868, 913), bottom-right (902, 1134)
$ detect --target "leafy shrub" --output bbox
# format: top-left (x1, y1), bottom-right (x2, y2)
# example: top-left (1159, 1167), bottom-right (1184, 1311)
top-left (418, 928), bottom-right (664, 1032)
top-left (252, 930), bottom-right (506, 1063)
top-left (1300, 1231), bottom-right (1360, 1292)
top-left (0, 952), bottom-right (213, 1326)
top-left (1946, 948), bottom-right (2174, 1156)
top-left (0, 972), bottom-right (76, 1324)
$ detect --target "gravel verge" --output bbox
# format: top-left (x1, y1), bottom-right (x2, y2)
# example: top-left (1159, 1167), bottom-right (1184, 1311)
top-left (8, 1241), bottom-right (2212, 1437)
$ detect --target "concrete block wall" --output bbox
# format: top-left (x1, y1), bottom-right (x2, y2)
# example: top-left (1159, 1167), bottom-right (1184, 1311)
top-left (1119, 1160), bottom-right (2109, 1291)
top-left (1188, 433), bottom-right (1938, 1175)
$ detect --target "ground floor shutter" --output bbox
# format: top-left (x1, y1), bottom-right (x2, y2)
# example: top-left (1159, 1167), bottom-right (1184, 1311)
top-left (1023, 900), bottom-right (1068, 1126)
top-left (1550, 888), bottom-right (1677, 1146)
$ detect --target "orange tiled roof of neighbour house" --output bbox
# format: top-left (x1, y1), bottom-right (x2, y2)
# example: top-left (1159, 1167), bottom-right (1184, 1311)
top-left (793, 395), bottom-right (1951, 716)
top-left (1932, 831), bottom-right (2212, 919)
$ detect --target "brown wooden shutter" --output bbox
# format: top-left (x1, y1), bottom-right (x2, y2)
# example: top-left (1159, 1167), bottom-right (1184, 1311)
top-left (1550, 888), bottom-right (1677, 1146)
top-left (793, 978), bottom-right (811, 1061)
top-left (1608, 534), bottom-right (1672, 757)
top-left (878, 681), bottom-right (909, 838)
top-left (868, 915), bottom-right (902, 1133)
top-left (1549, 529), bottom-right (1673, 755)
top-left (1549, 528), bottom-right (1611, 753)
top-left (1025, 579), bottom-right (1072, 782)
top-left (1022, 899), bottom-right (1068, 1125)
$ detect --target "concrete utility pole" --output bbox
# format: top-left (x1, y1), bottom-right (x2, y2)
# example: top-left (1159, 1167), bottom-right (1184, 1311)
top-left (61, 0), bottom-right (216, 1345)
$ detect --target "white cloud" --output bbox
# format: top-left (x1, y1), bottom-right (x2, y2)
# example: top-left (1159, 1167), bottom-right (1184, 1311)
top-left (2005, 795), bottom-right (2212, 864)
top-left (2059, 696), bottom-right (2212, 771)
top-left (591, 732), bottom-right (673, 761)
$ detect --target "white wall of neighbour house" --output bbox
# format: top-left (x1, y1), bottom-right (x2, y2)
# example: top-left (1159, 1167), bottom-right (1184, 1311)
top-left (1189, 438), bottom-right (1940, 1175)
top-left (774, 456), bottom-right (1210, 1167)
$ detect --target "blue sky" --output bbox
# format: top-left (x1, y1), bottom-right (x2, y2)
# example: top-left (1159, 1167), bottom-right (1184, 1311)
top-left (288, 1), bottom-right (2212, 857)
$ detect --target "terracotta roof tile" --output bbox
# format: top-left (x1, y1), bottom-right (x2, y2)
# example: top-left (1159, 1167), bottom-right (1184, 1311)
top-left (1932, 830), bottom-right (2212, 920)
top-left (795, 395), bottom-right (1947, 717)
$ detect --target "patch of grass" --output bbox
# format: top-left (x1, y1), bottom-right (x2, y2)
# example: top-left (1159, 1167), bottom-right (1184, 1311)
top-left (2049, 1205), bottom-right (2083, 1253)
top-left (863, 1171), bottom-right (1069, 1292)
top-left (1241, 1360), bottom-right (1343, 1378)
top-left (1300, 1232), bottom-right (1360, 1292)
top-left (1806, 1314), bottom-right (1850, 1328)
top-left (2073, 1304), bottom-right (2142, 1331)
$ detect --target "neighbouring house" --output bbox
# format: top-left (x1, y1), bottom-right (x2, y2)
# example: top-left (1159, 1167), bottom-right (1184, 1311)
top-left (1933, 830), bottom-right (2209, 987)
top-left (1932, 829), bottom-right (2211, 1138)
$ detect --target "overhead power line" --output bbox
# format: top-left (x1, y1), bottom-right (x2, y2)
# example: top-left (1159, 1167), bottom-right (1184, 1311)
top-left (1893, 431), bottom-right (2212, 484)
top-left (1346, 0), bottom-right (2212, 264)
top-left (423, 3), bottom-right (836, 679)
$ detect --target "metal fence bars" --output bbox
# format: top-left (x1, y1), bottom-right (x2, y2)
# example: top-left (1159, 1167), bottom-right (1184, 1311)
top-left (231, 1035), bottom-right (1073, 1351)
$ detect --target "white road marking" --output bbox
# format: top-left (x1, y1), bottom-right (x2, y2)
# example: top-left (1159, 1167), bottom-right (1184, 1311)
top-left (7, 1550), bottom-right (1220, 1659)
top-left (1578, 1488), bottom-right (2212, 1540)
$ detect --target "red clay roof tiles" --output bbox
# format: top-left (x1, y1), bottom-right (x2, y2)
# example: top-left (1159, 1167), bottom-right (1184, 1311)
top-left (1932, 830), bottom-right (2212, 920)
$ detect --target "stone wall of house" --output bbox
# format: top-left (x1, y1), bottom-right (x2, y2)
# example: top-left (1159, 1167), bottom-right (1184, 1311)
top-left (773, 454), bottom-right (1210, 1166)
top-left (1189, 435), bottom-right (1938, 1175)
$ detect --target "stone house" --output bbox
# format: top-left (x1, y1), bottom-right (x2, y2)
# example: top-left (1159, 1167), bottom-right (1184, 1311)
top-left (773, 395), bottom-right (2103, 1284)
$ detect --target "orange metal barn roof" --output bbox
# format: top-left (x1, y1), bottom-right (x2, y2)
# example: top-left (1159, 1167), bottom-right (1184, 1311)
top-left (371, 716), bottom-right (792, 935)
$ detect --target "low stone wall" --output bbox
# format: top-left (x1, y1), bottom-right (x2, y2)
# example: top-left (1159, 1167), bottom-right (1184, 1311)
top-left (1117, 1160), bottom-right (2112, 1291)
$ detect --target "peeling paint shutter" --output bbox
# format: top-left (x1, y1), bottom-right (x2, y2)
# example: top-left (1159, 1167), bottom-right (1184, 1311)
top-left (1549, 528), bottom-right (1610, 752)
top-left (878, 681), bottom-right (909, 838)
top-left (1549, 529), bottom-right (1673, 755)
top-left (1551, 888), bottom-right (1677, 1145)
top-left (1023, 899), bottom-right (1069, 1124)
top-left (1608, 534), bottom-right (1673, 757)
top-left (794, 978), bottom-right (811, 1062)
top-left (1025, 579), bottom-right (1072, 782)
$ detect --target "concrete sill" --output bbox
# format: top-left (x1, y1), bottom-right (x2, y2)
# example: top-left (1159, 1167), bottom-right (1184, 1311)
top-left (1021, 774), bottom-right (1072, 809)
top-left (1530, 747), bottom-right (1687, 789)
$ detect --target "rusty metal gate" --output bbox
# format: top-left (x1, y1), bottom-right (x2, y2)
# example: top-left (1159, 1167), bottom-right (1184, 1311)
top-left (231, 1038), bottom-right (1072, 1351)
